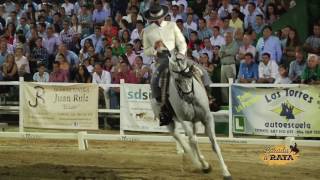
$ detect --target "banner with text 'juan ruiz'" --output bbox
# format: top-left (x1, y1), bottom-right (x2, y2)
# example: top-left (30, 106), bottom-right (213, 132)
top-left (22, 82), bottom-right (99, 130)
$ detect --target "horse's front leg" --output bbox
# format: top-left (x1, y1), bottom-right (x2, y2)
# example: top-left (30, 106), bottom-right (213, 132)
top-left (204, 113), bottom-right (232, 179)
top-left (168, 121), bottom-right (202, 170)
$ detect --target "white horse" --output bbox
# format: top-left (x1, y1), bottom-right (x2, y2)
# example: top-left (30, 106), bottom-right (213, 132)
top-left (151, 53), bottom-right (232, 179)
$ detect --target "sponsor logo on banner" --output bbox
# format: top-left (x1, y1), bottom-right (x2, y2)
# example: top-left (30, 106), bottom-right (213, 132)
top-left (22, 82), bottom-right (99, 130)
top-left (261, 144), bottom-right (300, 166)
top-left (232, 85), bottom-right (320, 137)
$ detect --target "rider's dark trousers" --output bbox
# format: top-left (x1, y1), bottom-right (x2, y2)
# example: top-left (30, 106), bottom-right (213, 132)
top-left (151, 51), bottom-right (170, 102)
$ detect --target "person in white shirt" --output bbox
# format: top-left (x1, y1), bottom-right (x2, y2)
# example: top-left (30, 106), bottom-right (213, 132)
top-left (33, 63), bottom-right (49, 82)
top-left (14, 46), bottom-right (30, 77)
top-left (130, 20), bottom-right (144, 43)
top-left (61, 0), bottom-right (74, 16)
top-left (236, 34), bottom-right (256, 63)
top-left (218, 0), bottom-right (233, 19)
top-left (143, 3), bottom-right (187, 125)
top-left (274, 64), bottom-right (292, 84)
top-left (258, 52), bottom-right (279, 83)
top-left (183, 14), bottom-right (197, 31)
top-left (92, 63), bottom-right (112, 108)
top-left (169, 4), bottom-right (182, 22)
top-left (210, 26), bottom-right (226, 47)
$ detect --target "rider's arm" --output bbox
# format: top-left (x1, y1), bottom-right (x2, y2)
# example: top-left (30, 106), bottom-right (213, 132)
top-left (143, 29), bottom-right (157, 57)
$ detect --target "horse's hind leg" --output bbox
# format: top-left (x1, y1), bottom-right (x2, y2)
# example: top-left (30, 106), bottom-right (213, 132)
top-left (204, 114), bottom-right (232, 179)
top-left (168, 121), bottom-right (202, 170)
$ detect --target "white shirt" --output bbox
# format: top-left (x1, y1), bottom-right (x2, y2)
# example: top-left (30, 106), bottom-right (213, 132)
top-left (130, 28), bottom-right (142, 42)
top-left (62, 3), bottom-right (74, 16)
top-left (258, 60), bottom-right (279, 79)
top-left (274, 76), bottom-right (292, 84)
top-left (92, 70), bottom-right (111, 92)
top-left (122, 14), bottom-right (143, 23)
top-left (143, 21), bottom-right (187, 56)
top-left (169, 13), bottom-right (182, 22)
top-left (218, 4), bottom-right (233, 18)
top-left (140, 52), bottom-right (154, 66)
top-left (210, 35), bottom-right (226, 47)
top-left (237, 45), bottom-right (257, 61)
top-left (200, 48), bottom-right (214, 63)
top-left (183, 22), bottom-right (197, 31)
top-left (15, 56), bottom-right (30, 74)
top-left (33, 72), bottom-right (49, 82)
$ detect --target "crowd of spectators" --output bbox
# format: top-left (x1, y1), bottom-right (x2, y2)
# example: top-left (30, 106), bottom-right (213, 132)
top-left (0, 0), bottom-right (319, 107)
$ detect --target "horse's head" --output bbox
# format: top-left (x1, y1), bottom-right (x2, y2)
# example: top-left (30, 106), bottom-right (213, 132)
top-left (168, 51), bottom-right (194, 103)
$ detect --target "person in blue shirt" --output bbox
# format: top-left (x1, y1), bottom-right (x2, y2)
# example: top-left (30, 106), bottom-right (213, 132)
top-left (237, 52), bottom-right (259, 83)
top-left (256, 25), bottom-right (283, 64)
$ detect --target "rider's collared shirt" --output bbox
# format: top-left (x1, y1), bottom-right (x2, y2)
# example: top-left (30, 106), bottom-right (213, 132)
top-left (143, 21), bottom-right (187, 57)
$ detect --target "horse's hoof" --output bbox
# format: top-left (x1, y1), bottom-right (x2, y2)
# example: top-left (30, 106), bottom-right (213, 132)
top-left (223, 176), bottom-right (233, 180)
top-left (202, 164), bottom-right (212, 174)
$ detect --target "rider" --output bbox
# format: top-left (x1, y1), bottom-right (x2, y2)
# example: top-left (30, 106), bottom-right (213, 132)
top-left (143, 3), bottom-right (188, 126)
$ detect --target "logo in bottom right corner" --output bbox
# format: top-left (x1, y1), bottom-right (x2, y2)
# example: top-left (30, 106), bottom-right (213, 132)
top-left (261, 143), bottom-right (300, 166)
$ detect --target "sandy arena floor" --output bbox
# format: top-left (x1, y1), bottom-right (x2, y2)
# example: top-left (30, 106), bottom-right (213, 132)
top-left (0, 138), bottom-right (319, 180)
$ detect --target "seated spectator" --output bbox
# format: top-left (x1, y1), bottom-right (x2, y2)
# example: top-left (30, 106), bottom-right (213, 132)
top-left (218, 0), bottom-right (233, 19)
top-left (289, 49), bottom-right (306, 83)
top-left (265, 3), bottom-right (279, 25)
top-left (73, 64), bottom-right (92, 83)
top-left (78, 4), bottom-right (92, 38)
top-left (56, 43), bottom-right (80, 69)
top-left (14, 45), bottom-right (30, 78)
top-left (120, 29), bottom-right (131, 45)
top-left (200, 37), bottom-right (214, 62)
top-left (130, 20), bottom-right (143, 43)
top-left (2, 54), bottom-right (18, 81)
top-left (197, 18), bottom-right (212, 41)
top-left (256, 26), bottom-right (282, 64)
top-left (55, 53), bottom-right (70, 77)
top-left (103, 57), bottom-right (115, 75)
top-left (92, 63), bottom-right (112, 108)
top-left (253, 14), bottom-right (265, 34)
top-left (84, 57), bottom-right (94, 74)
top-left (132, 56), bottom-right (151, 84)
top-left (169, 4), bottom-right (182, 22)
top-left (80, 26), bottom-right (104, 54)
top-left (258, 52), bottom-right (279, 83)
top-left (111, 38), bottom-right (126, 56)
top-left (244, 2), bottom-right (260, 30)
top-left (206, 9), bottom-right (223, 30)
top-left (210, 26), bottom-right (226, 47)
top-left (92, 0), bottom-right (110, 25)
top-left (236, 34), bottom-right (256, 64)
top-left (237, 53), bottom-right (258, 83)
top-left (101, 17), bottom-right (118, 46)
top-left (283, 28), bottom-right (300, 67)
top-left (303, 23), bottom-right (320, 56)
top-left (59, 19), bottom-right (76, 50)
top-left (30, 37), bottom-right (49, 70)
top-left (301, 54), bottom-right (320, 84)
top-left (184, 13), bottom-right (198, 31)
top-left (126, 43), bottom-right (137, 66)
top-left (229, 8), bottom-right (243, 31)
top-left (49, 61), bottom-right (69, 82)
top-left (176, 19), bottom-right (191, 41)
top-left (79, 39), bottom-right (94, 62)
top-left (33, 63), bottom-right (49, 82)
top-left (113, 60), bottom-right (139, 84)
top-left (274, 64), bottom-right (292, 84)
top-left (220, 16), bottom-right (235, 35)
top-left (199, 53), bottom-right (214, 76)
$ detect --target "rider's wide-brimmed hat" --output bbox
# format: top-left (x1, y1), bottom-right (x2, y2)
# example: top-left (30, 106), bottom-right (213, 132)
top-left (143, 3), bottom-right (169, 21)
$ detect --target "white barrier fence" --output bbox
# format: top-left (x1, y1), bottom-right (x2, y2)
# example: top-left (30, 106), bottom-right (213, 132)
top-left (0, 78), bottom-right (319, 150)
